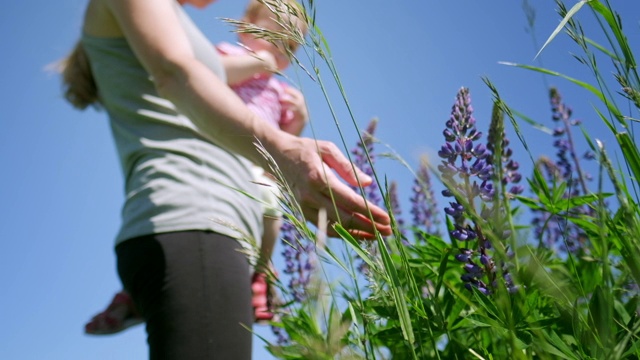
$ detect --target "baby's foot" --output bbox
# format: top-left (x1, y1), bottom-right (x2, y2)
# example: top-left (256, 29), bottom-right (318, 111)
top-left (84, 291), bottom-right (143, 335)
top-left (252, 272), bottom-right (274, 323)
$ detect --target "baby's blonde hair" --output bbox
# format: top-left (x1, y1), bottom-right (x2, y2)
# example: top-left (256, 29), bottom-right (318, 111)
top-left (242, 0), bottom-right (308, 33)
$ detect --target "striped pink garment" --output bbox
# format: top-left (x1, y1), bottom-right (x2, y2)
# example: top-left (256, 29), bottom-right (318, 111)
top-left (216, 42), bottom-right (294, 129)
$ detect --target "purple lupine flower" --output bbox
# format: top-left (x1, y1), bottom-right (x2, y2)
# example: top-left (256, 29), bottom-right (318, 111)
top-left (270, 323), bottom-right (290, 346)
top-left (271, 220), bottom-right (316, 344)
top-left (531, 88), bottom-right (595, 253)
top-left (437, 88), bottom-right (490, 186)
top-left (549, 88), bottom-right (592, 196)
top-left (441, 88), bottom-right (518, 296)
top-left (350, 118), bottom-right (381, 206)
top-left (486, 102), bottom-right (524, 197)
top-left (279, 221), bottom-right (315, 303)
top-left (388, 181), bottom-right (407, 242)
top-left (349, 119), bottom-right (384, 274)
top-left (410, 158), bottom-right (441, 241)
top-left (438, 88), bottom-right (492, 222)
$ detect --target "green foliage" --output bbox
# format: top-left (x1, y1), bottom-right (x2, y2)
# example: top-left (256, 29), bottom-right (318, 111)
top-left (253, 0), bottom-right (640, 359)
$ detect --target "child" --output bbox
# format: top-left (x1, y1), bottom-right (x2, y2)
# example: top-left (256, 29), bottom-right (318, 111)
top-left (85, 0), bottom-right (308, 335)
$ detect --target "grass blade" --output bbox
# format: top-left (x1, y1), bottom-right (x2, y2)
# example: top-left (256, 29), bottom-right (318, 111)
top-left (535, 0), bottom-right (589, 59)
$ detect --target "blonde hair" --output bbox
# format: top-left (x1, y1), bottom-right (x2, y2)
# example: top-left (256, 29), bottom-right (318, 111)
top-left (59, 41), bottom-right (99, 110)
top-left (243, 0), bottom-right (307, 33)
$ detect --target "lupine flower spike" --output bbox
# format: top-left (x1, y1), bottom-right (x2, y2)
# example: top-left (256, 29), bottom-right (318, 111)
top-left (350, 118), bottom-right (382, 274)
top-left (271, 218), bottom-right (317, 343)
top-left (280, 220), bottom-right (316, 303)
top-left (531, 88), bottom-right (594, 253)
top-left (440, 88), bottom-right (519, 295)
top-left (388, 181), bottom-right (407, 242)
top-left (410, 156), bottom-right (441, 241)
top-left (350, 118), bottom-right (381, 206)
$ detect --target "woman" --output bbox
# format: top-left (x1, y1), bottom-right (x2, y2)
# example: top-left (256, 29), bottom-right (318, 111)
top-left (61, 0), bottom-right (391, 358)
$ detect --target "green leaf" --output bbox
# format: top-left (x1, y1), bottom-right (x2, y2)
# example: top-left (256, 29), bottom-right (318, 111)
top-left (535, 0), bottom-right (589, 59)
top-left (532, 166), bottom-right (552, 201)
top-left (554, 193), bottom-right (603, 210)
top-left (589, 285), bottom-right (613, 351)
top-left (320, 244), bottom-right (353, 277)
top-left (472, 288), bottom-right (503, 323)
top-left (551, 181), bottom-right (568, 207)
top-left (445, 294), bottom-right (468, 330)
top-left (434, 248), bottom-right (451, 297)
top-left (515, 195), bottom-right (545, 211)
top-left (617, 132), bottom-right (640, 186)
top-left (511, 108), bottom-right (554, 135)
top-left (588, 1), bottom-right (636, 70)
top-left (333, 223), bottom-right (376, 272)
top-left (583, 36), bottom-right (619, 61)
top-left (614, 299), bottom-right (631, 326)
top-left (500, 62), bottom-right (625, 125)
top-left (539, 331), bottom-right (581, 360)
top-left (463, 314), bottom-right (497, 328)
top-left (377, 235), bottom-right (416, 346)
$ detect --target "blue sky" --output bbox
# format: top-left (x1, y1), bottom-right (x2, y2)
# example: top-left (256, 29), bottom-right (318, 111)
top-left (1, 1), bottom-right (639, 359)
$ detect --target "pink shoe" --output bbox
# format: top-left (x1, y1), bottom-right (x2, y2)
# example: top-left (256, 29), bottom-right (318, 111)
top-left (84, 291), bottom-right (143, 335)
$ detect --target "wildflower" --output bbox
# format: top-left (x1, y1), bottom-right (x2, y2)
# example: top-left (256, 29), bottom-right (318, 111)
top-left (410, 157), bottom-right (440, 240)
top-left (280, 221), bottom-right (315, 303)
top-left (486, 100), bottom-right (523, 197)
top-left (388, 181), bottom-right (407, 242)
top-left (440, 88), bottom-right (518, 296)
top-left (437, 87), bottom-right (491, 226)
top-left (549, 87), bottom-right (592, 195)
top-left (270, 322), bottom-right (290, 346)
top-left (350, 118), bottom-right (381, 206)
top-left (531, 88), bottom-right (594, 253)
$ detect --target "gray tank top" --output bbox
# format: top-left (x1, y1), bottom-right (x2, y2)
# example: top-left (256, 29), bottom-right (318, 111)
top-left (81, 3), bottom-right (263, 245)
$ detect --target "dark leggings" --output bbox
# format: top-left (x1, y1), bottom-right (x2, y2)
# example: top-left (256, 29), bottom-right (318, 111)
top-left (116, 231), bottom-right (252, 360)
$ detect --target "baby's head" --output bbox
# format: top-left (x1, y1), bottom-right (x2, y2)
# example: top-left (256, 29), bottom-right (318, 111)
top-left (238, 0), bottom-right (308, 71)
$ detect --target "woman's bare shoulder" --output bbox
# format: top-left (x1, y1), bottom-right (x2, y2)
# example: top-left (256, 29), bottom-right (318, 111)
top-left (82, 0), bottom-right (123, 38)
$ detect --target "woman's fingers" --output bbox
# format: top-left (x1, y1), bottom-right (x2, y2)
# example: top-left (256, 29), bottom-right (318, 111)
top-left (323, 165), bottom-right (391, 229)
top-left (329, 188), bottom-right (392, 236)
top-left (300, 170), bottom-right (392, 237)
top-left (277, 136), bottom-right (391, 237)
top-left (318, 141), bottom-right (372, 188)
top-left (301, 206), bottom-right (378, 240)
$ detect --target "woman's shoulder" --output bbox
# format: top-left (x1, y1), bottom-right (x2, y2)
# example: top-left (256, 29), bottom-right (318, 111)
top-left (82, 0), bottom-right (124, 38)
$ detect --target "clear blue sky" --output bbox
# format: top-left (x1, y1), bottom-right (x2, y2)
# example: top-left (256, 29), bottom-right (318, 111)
top-left (1, 1), bottom-right (638, 359)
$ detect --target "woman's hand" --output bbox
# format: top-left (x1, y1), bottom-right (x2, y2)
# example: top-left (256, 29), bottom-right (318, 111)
top-left (268, 133), bottom-right (391, 239)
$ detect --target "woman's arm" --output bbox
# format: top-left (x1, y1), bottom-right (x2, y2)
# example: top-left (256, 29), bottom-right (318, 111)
top-left (97, 0), bottom-right (391, 238)
top-left (103, 0), bottom-right (276, 165)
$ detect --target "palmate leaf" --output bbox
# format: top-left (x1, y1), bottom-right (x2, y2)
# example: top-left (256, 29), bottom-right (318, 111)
top-left (551, 181), bottom-right (568, 206)
top-left (553, 193), bottom-right (608, 211)
top-left (537, 330), bottom-right (581, 360)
